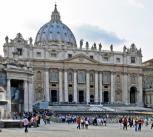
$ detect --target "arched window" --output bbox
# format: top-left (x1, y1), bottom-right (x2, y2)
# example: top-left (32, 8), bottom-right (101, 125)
top-left (50, 70), bottom-right (59, 82)
top-left (116, 75), bottom-right (120, 83)
top-left (90, 73), bottom-right (94, 82)
top-left (68, 72), bottom-right (73, 82)
top-left (37, 71), bottom-right (41, 80)
top-left (78, 71), bottom-right (86, 84)
top-left (69, 94), bottom-right (73, 102)
top-left (90, 95), bottom-right (94, 103)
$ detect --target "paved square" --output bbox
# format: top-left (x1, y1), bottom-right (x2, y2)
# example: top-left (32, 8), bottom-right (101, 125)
top-left (0, 123), bottom-right (153, 137)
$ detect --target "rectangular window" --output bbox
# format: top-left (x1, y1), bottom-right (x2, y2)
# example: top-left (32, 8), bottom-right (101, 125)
top-left (103, 72), bottom-right (111, 84)
top-left (116, 58), bottom-right (120, 63)
top-left (90, 85), bottom-right (94, 88)
top-left (104, 85), bottom-right (108, 88)
top-left (68, 54), bottom-right (72, 58)
top-left (50, 53), bottom-right (57, 57)
top-left (36, 52), bottom-right (41, 57)
top-left (52, 84), bottom-right (56, 87)
top-left (50, 71), bottom-right (59, 82)
top-left (69, 84), bottom-right (72, 87)
top-left (17, 48), bottom-right (23, 56)
top-left (131, 57), bottom-right (136, 63)
top-left (90, 55), bottom-right (94, 59)
top-left (103, 57), bottom-right (109, 61)
top-left (77, 71), bottom-right (86, 84)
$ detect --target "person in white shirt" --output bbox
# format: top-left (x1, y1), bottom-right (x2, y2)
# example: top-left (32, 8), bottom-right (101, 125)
top-left (22, 117), bottom-right (29, 133)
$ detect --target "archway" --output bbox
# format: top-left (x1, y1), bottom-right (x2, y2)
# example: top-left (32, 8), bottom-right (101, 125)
top-left (68, 94), bottom-right (73, 102)
top-left (104, 91), bottom-right (109, 103)
top-left (90, 95), bottom-right (94, 103)
top-left (79, 90), bottom-right (84, 103)
top-left (130, 87), bottom-right (137, 104)
top-left (50, 90), bottom-right (58, 102)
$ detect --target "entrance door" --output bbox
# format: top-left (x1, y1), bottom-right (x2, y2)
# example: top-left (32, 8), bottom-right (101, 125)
top-left (51, 90), bottom-right (58, 102)
top-left (104, 91), bottom-right (109, 103)
top-left (130, 87), bottom-right (137, 104)
top-left (90, 95), bottom-right (94, 103)
top-left (79, 90), bottom-right (84, 103)
top-left (69, 94), bottom-right (73, 102)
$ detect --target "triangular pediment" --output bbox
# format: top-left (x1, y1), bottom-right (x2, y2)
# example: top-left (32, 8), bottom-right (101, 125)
top-left (64, 54), bottom-right (100, 64)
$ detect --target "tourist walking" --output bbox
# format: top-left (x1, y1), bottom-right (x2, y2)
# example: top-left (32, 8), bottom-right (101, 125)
top-left (134, 118), bottom-right (138, 132)
top-left (123, 117), bottom-right (128, 130)
top-left (138, 118), bottom-right (142, 131)
top-left (151, 119), bottom-right (153, 129)
top-left (85, 117), bottom-right (89, 129)
top-left (22, 117), bottom-right (29, 133)
top-left (76, 117), bottom-right (81, 129)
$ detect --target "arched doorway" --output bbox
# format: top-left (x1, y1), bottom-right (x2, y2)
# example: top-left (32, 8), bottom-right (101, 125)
top-left (104, 91), bottom-right (109, 103)
top-left (51, 90), bottom-right (58, 102)
top-left (79, 90), bottom-right (84, 103)
top-left (90, 95), bottom-right (94, 103)
top-left (68, 94), bottom-right (73, 102)
top-left (130, 87), bottom-right (137, 104)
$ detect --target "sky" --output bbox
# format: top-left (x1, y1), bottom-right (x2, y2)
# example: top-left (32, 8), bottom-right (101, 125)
top-left (0, 0), bottom-right (152, 61)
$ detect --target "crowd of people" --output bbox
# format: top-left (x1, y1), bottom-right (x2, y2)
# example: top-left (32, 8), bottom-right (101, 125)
top-left (12, 110), bottom-right (53, 133)
top-left (3, 111), bottom-right (153, 133)
top-left (119, 116), bottom-right (153, 131)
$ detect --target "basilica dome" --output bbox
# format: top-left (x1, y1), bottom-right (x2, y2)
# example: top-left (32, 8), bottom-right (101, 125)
top-left (35, 5), bottom-right (76, 47)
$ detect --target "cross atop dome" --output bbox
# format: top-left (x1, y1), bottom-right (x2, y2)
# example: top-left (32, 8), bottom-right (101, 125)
top-left (51, 4), bottom-right (61, 21)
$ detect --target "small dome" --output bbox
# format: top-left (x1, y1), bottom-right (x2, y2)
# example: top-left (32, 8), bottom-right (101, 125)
top-left (35, 4), bottom-right (76, 47)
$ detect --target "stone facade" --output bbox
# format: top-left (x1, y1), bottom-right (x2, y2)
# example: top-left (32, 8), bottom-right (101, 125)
top-left (143, 59), bottom-right (153, 108)
top-left (0, 5), bottom-right (145, 115)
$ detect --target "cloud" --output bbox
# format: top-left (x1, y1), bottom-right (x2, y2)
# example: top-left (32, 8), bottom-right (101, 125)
top-left (128, 0), bottom-right (144, 9)
top-left (74, 24), bottom-right (126, 45)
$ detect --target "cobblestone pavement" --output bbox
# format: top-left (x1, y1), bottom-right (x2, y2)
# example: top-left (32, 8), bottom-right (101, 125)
top-left (0, 123), bottom-right (153, 137)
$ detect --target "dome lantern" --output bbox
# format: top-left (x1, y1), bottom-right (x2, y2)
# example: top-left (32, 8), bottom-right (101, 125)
top-left (51, 4), bottom-right (61, 22)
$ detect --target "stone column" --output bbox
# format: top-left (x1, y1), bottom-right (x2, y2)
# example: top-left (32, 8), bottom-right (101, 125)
top-left (45, 70), bottom-right (50, 102)
top-left (86, 71), bottom-right (90, 104)
top-left (73, 70), bottom-right (77, 103)
top-left (95, 71), bottom-right (98, 103)
top-left (24, 80), bottom-right (28, 112)
top-left (28, 80), bottom-right (33, 112)
top-left (138, 75), bottom-right (143, 106)
top-left (99, 72), bottom-right (103, 103)
top-left (151, 95), bottom-right (153, 105)
top-left (64, 70), bottom-right (68, 102)
top-left (59, 70), bottom-right (63, 102)
top-left (122, 73), bottom-right (128, 105)
top-left (147, 95), bottom-right (150, 105)
top-left (111, 72), bottom-right (115, 104)
top-left (7, 79), bottom-right (11, 113)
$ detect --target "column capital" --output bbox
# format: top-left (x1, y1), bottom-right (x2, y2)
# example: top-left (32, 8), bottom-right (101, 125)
top-left (44, 68), bottom-right (49, 71)
top-left (58, 68), bottom-right (63, 72)
top-left (64, 69), bottom-right (68, 72)
top-left (86, 70), bottom-right (90, 73)
top-left (7, 78), bottom-right (11, 81)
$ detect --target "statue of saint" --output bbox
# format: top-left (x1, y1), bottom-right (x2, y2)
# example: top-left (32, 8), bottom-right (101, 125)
top-left (5, 36), bottom-right (9, 44)
top-left (123, 45), bottom-right (127, 52)
top-left (138, 48), bottom-right (142, 56)
top-left (80, 39), bottom-right (83, 49)
top-left (17, 33), bottom-right (22, 38)
top-left (86, 41), bottom-right (89, 50)
top-left (29, 37), bottom-right (33, 44)
top-left (93, 43), bottom-right (96, 50)
top-left (110, 44), bottom-right (113, 51)
top-left (99, 43), bottom-right (102, 51)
